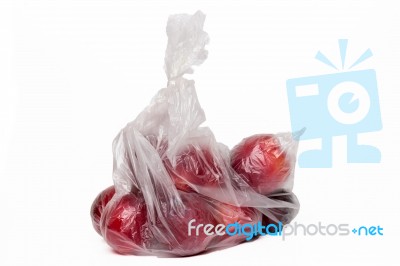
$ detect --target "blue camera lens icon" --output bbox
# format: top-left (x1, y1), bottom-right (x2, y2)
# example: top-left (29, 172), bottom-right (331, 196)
top-left (287, 69), bottom-right (382, 168)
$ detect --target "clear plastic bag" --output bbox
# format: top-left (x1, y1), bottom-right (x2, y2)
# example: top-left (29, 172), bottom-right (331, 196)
top-left (91, 10), bottom-right (300, 257)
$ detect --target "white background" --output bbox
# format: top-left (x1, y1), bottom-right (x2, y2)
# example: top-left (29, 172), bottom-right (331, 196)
top-left (1, 0), bottom-right (400, 265)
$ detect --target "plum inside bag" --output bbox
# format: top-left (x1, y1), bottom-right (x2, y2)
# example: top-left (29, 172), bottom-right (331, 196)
top-left (98, 11), bottom-right (300, 257)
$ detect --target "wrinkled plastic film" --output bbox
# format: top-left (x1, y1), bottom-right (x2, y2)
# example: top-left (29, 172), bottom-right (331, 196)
top-left (93, 11), bottom-right (300, 257)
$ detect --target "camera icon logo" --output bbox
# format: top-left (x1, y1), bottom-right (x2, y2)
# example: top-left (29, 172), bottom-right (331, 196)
top-left (286, 39), bottom-right (382, 168)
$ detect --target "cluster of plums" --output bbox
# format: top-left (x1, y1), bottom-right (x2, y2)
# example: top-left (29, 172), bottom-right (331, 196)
top-left (91, 134), bottom-right (299, 256)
